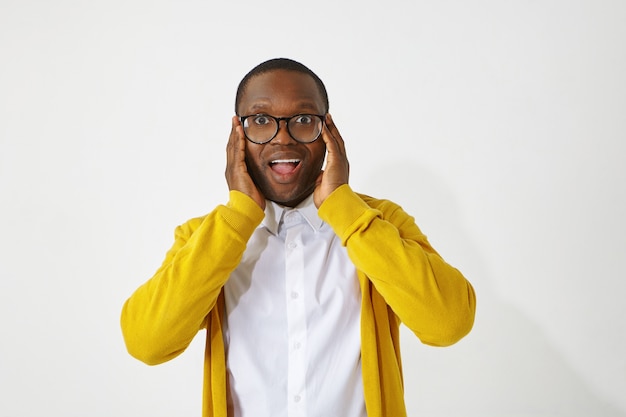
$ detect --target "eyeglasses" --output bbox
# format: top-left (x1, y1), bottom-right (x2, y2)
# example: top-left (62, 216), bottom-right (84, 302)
top-left (239, 114), bottom-right (325, 144)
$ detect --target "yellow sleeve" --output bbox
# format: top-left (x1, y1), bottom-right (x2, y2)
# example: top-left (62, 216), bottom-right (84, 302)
top-left (318, 184), bottom-right (476, 346)
top-left (120, 191), bottom-right (264, 365)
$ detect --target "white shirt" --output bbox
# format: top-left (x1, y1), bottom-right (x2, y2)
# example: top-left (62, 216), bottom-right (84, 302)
top-left (223, 194), bottom-right (366, 417)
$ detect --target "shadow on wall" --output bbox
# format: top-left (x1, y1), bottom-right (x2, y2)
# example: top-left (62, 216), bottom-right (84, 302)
top-left (359, 160), bottom-right (626, 417)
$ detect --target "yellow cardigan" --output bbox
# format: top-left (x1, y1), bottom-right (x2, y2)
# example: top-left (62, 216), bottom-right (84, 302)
top-left (121, 184), bottom-right (476, 417)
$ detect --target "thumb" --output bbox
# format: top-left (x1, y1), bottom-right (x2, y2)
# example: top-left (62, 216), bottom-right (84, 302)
top-left (315, 170), bottom-right (324, 187)
top-left (313, 170), bottom-right (325, 208)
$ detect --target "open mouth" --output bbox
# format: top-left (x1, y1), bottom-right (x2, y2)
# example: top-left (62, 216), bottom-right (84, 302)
top-left (270, 159), bottom-right (301, 175)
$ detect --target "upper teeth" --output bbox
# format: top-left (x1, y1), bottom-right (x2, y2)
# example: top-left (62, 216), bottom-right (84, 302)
top-left (271, 159), bottom-right (300, 164)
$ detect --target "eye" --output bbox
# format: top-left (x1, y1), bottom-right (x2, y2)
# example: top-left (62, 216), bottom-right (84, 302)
top-left (293, 115), bottom-right (313, 125)
top-left (253, 115), bottom-right (272, 126)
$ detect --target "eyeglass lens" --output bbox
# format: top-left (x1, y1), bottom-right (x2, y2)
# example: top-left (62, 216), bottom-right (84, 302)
top-left (242, 115), bottom-right (323, 144)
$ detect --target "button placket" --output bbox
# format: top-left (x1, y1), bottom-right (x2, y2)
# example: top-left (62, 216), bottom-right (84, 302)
top-left (284, 224), bottom-right (307, 416)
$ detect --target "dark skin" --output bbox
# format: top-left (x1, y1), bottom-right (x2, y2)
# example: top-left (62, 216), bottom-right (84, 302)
top-left (226, 69), bottom-right (349, 209)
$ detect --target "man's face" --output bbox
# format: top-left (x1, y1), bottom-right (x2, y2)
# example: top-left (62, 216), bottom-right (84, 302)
top-left (237, 69), bottom-right (327, 207)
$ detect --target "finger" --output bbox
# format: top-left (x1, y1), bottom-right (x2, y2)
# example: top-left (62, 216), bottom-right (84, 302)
top-left (227, 116), bottom-right (246, 161)
top-left (320, 114), bottom-right (350, 183)
top-left (324, 113), bottom-right (346, 155)
top-left (226, 115), bottom-right (248, 182)
top-left (228, 116), bottom-right (243, 145)
top-left (227, 116), bottom-right (237, 152)
top-left (320, 115), bottom-right (340, 154)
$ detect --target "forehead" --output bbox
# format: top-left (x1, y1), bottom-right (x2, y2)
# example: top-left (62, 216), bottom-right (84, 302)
top-left (238, 70), bottom-right (325, 115)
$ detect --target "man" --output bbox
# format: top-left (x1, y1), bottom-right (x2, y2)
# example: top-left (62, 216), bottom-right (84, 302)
top-left (121, 58), bottom-right (476, 417)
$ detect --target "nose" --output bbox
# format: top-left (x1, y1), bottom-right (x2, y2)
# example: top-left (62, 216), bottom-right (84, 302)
top-left (271, 120), bottom-right (296, 144)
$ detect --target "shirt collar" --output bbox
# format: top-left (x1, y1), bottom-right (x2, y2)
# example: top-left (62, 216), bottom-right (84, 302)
top-left (261, 194), bottom-right (323, 235)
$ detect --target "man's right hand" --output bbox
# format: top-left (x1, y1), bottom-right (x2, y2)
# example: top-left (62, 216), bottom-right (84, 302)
top-left (225, 115), bottom-right (266, 210)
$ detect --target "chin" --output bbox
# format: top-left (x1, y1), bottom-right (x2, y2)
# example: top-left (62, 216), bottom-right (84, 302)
top-left (265, 187), bottom-right (313, 207)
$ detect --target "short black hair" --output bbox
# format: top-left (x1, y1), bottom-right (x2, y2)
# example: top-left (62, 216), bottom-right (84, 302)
top-left (235, 58), bottom-right (329, 114)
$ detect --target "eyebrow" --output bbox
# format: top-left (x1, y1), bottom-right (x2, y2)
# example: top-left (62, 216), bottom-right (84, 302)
top-left (247, 100), bottom-right (322, 115)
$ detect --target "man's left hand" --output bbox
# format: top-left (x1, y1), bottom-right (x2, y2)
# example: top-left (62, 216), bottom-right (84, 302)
top-left (314, 114), bottom-right (349, 208)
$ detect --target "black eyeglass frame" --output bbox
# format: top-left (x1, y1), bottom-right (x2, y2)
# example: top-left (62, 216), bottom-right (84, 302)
top-left (238, 113), bottom-right (326, 144)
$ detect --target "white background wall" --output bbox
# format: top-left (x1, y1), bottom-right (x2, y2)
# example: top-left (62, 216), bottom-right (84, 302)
top-left (1, 0), bottom-right (625, 416)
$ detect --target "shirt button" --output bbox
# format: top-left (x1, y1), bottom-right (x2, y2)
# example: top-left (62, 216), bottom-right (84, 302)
top-left (294, 395), bottom-right (301, 403)
top-left (294, 342), bottom-right (301, 350)
top-left (291, 291), bottom-right (299, 299)
top-left (287, 241), bottom-right (297, 249)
